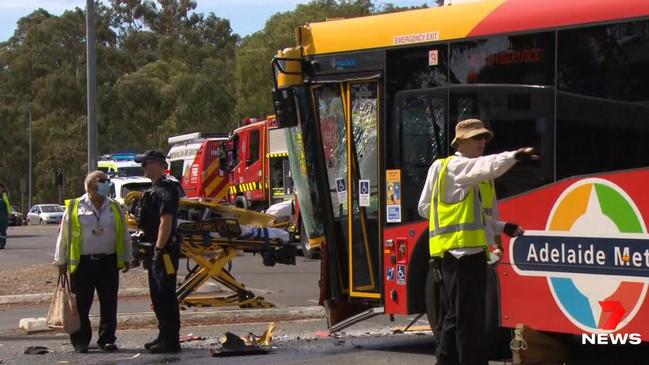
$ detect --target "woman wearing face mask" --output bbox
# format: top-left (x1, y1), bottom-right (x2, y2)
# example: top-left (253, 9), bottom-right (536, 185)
top-left (53, 170), bottom-right (132, 353)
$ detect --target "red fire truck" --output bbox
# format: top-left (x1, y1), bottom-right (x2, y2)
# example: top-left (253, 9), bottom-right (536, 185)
top-left (226, 116), bottom-right (294, 211)
top-left (167, 132), bottom-right (230, 201)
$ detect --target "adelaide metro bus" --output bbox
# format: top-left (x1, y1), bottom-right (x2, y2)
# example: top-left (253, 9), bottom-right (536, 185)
top-left (271, 0), bottom-right (649, 356)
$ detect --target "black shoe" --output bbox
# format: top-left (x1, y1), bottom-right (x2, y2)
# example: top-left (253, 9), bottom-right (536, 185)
top-left (148, 342), bottom-right (181, 354)
top-left (99, 343), bottom-right (118, 352)
top-left (144, 338), bottom-right (159, 350)
top-left (74, 346), bottom-right (88, 353)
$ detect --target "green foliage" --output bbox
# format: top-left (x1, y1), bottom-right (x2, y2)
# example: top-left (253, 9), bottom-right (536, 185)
top-left (0, 0), bottom-right (425, 209)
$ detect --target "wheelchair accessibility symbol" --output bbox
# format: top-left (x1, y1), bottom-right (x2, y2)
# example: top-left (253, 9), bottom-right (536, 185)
top-left (360, 181), bottom-right (369, 194)
top-left (335, 177), bottom-right (348, 204)
top-left (336, 178), bottom-right (346, 192)
top-left (397, 265), bottom-right (406, 285)
top-left (359, 179), bottom-right (370, 207)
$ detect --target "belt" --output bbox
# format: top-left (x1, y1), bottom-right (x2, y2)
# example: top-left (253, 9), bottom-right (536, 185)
top-left (81, 253), bottom-right (116, 260)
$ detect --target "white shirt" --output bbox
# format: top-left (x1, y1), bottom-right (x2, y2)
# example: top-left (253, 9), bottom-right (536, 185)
top-left (417, 151), bottom-right (518, 258)
top-left (54, 194), bottom-right (133, 265)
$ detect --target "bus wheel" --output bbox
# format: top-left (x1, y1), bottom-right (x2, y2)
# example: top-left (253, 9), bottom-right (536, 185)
top-left (425, 265), bottom-right (445, 337)
top-left (300, 220), bottom-right (318, 260)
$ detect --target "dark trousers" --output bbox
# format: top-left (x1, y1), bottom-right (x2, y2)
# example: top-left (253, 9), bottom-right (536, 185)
top-left (436, 251), bottom-right (488, 365)
top-left (148, 243), bottom-right (180, 346)
top-left (69, 254), bottom-right (119, 349)
top-left (0, 216), bottom-right (7, 248)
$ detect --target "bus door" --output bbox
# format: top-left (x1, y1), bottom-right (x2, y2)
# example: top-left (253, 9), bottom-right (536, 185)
top-left (312, 79), bottom-right (382, 300)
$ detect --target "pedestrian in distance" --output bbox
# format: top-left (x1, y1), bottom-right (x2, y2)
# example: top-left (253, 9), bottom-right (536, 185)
top-left (135, 150), bottom-right (183, 354)
top-left (418, 119), bottom-right (538, 365)
top-left (53, 171), bottom-right (132, 353)
top-left (0, 182), bottom-right (12, 249)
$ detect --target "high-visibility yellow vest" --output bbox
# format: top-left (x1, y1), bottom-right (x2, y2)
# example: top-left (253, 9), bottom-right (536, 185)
top-left (429, 156), bottom-right (495, 257)
top-left (2, 192), bottom-right (11, 214)
top-left (65, 198), bottom-right (126, 273)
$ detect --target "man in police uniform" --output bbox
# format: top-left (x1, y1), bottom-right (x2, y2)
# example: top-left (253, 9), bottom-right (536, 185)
top-left (135, 150), bottom-right (183, 354)
top-left (418, 119), bottom-right (537, 365)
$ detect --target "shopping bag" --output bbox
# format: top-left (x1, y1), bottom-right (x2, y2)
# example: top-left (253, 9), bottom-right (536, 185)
top-left (46, 273), bottom-right (81, 334)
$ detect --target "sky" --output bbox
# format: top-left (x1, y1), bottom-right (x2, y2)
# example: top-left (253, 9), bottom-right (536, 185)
top-left (0, 0), bottom-right (432, 42)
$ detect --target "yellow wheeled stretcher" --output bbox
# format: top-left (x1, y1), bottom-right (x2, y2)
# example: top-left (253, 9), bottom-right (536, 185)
top-left (125, 193), bottom-right (297, 309)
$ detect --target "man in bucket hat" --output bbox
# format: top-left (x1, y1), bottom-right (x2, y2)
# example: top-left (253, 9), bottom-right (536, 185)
top-left (418, 119), bottom-right (538, 365)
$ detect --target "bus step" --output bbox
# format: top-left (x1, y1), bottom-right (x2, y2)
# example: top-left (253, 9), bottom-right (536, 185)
top-left (328, 307), bottom-right (384, 334)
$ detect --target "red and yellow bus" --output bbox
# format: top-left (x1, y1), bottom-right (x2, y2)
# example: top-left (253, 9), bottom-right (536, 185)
top-left (272, 0), bottom-right (649, 355)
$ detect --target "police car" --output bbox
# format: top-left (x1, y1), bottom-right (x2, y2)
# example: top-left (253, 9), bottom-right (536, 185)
top-left (109, 176), bottom-right (152, 206)
top-left (98, 153), bottom-right (142, 177)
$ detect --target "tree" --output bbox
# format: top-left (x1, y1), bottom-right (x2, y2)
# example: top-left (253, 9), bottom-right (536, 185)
top-left (234, 0), bottom-right (426, 121)
top-left (0, 0), bottom-right (424, 204)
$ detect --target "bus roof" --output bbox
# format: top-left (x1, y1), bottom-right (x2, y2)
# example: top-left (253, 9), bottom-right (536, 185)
top-left (299, 0), bottom-right (649, 56)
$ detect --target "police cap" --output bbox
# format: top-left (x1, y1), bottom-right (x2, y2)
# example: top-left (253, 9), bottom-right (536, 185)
top-left (134, 150), bottom-right (167, 165)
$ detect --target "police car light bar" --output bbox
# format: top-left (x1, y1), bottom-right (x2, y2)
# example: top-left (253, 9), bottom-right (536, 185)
top-left (168, 132), bottom-right (202, 145)
top-left (111, 153), bottom-right (137, 161)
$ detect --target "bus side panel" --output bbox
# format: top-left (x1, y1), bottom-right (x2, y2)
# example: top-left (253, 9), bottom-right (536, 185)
top-left (384, 221), bottom-right (428, 315)
top-left (498, 169), bottom-right (649, 340)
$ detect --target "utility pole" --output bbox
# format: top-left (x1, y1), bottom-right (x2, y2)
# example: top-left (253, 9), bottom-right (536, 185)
top-left (86, 0), bottom-right (97, 172)
top-left (55, 170), bottom-right (64, 205)
top-left (28, 107), bottom-right (32, 210)
top-left (19, 178), bottom-right (25, 215)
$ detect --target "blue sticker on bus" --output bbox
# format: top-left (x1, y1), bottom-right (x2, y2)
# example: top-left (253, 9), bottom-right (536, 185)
top-left (386, 267), bottom-right (395, 281)
top-left (387, 205), bottom-right (401, 223)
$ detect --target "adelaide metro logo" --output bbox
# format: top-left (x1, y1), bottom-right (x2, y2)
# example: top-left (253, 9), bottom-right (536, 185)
top-left (510, 178), bottom-right (649, 337)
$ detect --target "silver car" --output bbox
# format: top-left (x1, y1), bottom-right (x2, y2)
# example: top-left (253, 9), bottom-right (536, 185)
top-left (27, 204), bottom-right (65, 225)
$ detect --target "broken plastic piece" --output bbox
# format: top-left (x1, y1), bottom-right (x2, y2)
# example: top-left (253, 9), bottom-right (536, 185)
top-left (257, 322), bottom-right (276, 346)
top-left (24, 346), bottom-right (49, 355)
top-left (179, 335), bottom-right (205, 343)
top-left (211, 333), bottom-right (270, 357)
top-left (211, 323), bottom-right (276, 357)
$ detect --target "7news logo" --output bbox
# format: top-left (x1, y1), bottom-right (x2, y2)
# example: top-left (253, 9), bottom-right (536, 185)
top-left (581, 300), bottom-right (642, 345)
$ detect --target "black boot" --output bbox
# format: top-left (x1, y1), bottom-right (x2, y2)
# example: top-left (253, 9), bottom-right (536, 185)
top-left (144, 338), bottom-right (159, 350)
top-left (148, 342), bottom-right (181, 354)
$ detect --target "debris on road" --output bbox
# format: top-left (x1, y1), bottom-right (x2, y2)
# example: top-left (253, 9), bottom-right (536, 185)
top-left (210, 322), bottom-right (275, 357)
top-left (24, 346), bottom-right (50, 355)
top-left (393, 325), bottom-right (431, 334)
top-left (314, 330), bottom-right (330, 338)
top-left (180, 334), bottom-right (205, 343)
top-left (115, 353), bottom-right (141, 361)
